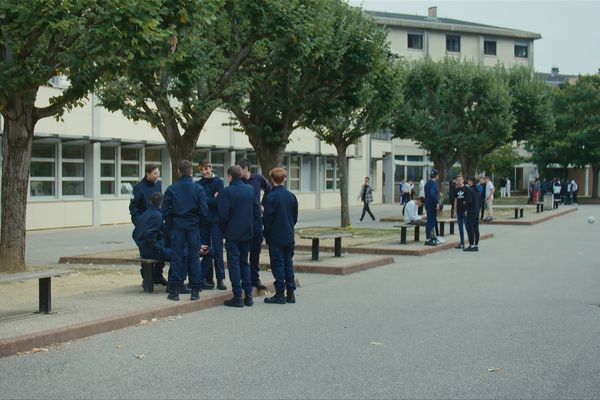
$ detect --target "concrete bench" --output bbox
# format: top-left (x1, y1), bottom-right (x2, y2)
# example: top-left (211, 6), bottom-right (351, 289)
top-left (136, 258), bottom-right (162, 293)
top-left (494, 205), bottom-right (526, 219)
top-left (437, 218), bottom-right (456, 236)
top-left (299, 233), bottom-right (352, 261)
top-left (0, 269), bottom-right (73, 313)
top-left (393, 223), bottom-right (421, 244)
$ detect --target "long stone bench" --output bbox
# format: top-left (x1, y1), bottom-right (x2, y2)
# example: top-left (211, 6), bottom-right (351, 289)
top-left (299, 232), bottom-right (352, 261)
top-left (0, 269), bottom-right (73, 314)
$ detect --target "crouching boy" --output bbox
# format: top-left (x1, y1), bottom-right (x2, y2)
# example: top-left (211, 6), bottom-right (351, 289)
top-left (262, 167), bottom-right (299, 304)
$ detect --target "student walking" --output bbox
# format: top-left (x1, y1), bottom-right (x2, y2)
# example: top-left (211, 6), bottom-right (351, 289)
top-left (262, 168), bottom-right (299, 304)
top-left (358, 177), bottom-right (376, 222)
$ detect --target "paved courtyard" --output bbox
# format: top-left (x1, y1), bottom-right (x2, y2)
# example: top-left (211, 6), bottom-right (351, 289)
top-left (2, 204), bottom-right (599, 399)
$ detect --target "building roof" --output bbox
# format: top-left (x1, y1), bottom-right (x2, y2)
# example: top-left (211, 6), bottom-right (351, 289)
top-left (365, 10), bottom-right (542, 40)
top-left (536, 72), bottom-right (578, 88)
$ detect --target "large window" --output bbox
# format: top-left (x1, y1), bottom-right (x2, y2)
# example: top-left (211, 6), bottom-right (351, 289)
top-left (284, 155), bottom-right (301, 191)
top-left (446, 35), bottom-right (461, 53)
top-left (61, 145), bottom-right (85, 196)
top-left (324, 158), bottom-right (338, 191)
top-left (100, 146), bottom-right (117, 195)
top-left (211, 152), bottom-right (225, 179)
top-left (484, 40), bottom-right (497, 56)
top-left (30, 143), bottom-right (56, 197)
top-left (407, 33), bottom-right (423, 50)
top-left (514, 42), bottom-right (528, 58)
top-left (120, 147), bottom-right (140, 195)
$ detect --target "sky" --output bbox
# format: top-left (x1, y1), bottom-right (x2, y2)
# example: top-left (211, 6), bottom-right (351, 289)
top-left (347, 0), bottom-right (600, 75)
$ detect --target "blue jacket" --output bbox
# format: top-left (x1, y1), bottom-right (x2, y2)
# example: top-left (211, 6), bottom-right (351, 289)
top-left (129, 177), bottom-right (162, 224)
top-left (132, 205), bottom-right (171, 260)
top-left (424, 179), bottom-right (439, 208)
top-left (197, 174), bottom-right (224, 224)
top-left (162, 175), bottom-right (208, 230)
top-left (263, 185), bottom-right (298, 248)
top-left (217, 179), bottom-right (258, 241)
top-left (242, 173), bottom-right (272, 206)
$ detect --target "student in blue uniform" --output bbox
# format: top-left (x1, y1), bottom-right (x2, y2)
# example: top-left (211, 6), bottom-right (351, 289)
top-left (262, 167), bottom-right (298, 304)
top-left (218, 165), bottom-right (259, 308)
top-left (132, 192), bottom-right (172, 263)
top-left (129, 164), bottom-right (166, 284)
top-left (197, 159), bottom-right (227, 291)
top-left (162, 160), bottom-right (208, 301)
top-left (237, 158), bottom-right (271, 291)
top-left (464, 177), bottom-right (481, 252)
top-left (424, 169), bottom-right (440, 246)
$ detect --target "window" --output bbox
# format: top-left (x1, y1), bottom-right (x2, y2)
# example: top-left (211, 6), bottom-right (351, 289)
top-left (406, 155), bottom-right (423, 162)
top-left (514, 43), bottom-right (528, 58)
top-left (324, 158), bottom-right (338, 190)
top-left (30, 143), bottom-right (56, 197)
top-left (287, 156), bottom-right (301, 191)
top-left (407, 33), bottom-right (423, 50)
top-left (101, 146), bottom-right (117, 195)
top-left (246, 153), bottom-right (259, 174)
top-left (120, 147), bottom-right (140, 195)
top-left (211, 152), bottom-right (225, 179)
top-left (446, 35), bottom-right (460, 52)
top-left (484, 40), bottom-right (496, 56)
top-left (61, 145), bottom-right (85, 196)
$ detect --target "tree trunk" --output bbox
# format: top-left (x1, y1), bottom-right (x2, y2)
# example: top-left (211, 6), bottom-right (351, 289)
top-left (164, 128), bottom-right (202, 183)
top-left (0, 98), bottom-right (37, 273)
top-left (459, 156), bottom-right (479, 180)
top-left (592, 164), bottom-right (599, 199)
top-left (335, 143), bottom-right (350, 227)
top-left (246, 131), bottom-right (287, 178)
top-left (429, 155), bottom-right (449, 196)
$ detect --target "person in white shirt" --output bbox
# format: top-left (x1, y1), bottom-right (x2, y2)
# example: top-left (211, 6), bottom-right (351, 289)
top-left (403, 197), bottom-right (427, 226)
top-left (483, 176), bottom-right (495, 221)
top-left (506, 177), bottom-right (511, 198)
top-left (402, 180), bottom-right (414, 204)
top-left (570, 179), bottom-right (579, 204)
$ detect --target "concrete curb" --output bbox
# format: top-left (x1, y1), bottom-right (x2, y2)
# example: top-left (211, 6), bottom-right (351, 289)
top-left (294, 255), bottom-right (395, 275)
top-left (480, 207), bottom-right (577, 225)
top-left (0, 280), bottom-right (298, 358)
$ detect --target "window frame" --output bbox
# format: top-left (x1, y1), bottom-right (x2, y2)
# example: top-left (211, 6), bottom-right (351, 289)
top-left (407, 32), bottom-right (423, 50)
top-left (484, 39), bottom-right (497, 56)
top-left (100, 146), bottom-right (117, 196)
top-left (446, 34), bottom-right (461, 53)
top-left (323, 157), bottom-right (339, 191)
top-left (514, 42), bottom-right (528, 58)
top-left (30, 143), bottom-right (57, 198)
top-left (119, 147), bottom-right (141, 196)
top-left (61, 144), bottom-right (86, 197)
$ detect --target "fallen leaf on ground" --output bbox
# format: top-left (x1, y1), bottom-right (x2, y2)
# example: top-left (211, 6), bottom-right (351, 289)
top-left (370, 342), bottom-right (383, 346)
top-left (488, 368), bottom-right (501, 372)
top-left (138, 319), bottom-right (149, 325)
top-left (151, 318), bottom-right (158, 323)
top-left (133, 353), bottom-right (146, 359)
top-left (31, 347), bottom-right (48, 353)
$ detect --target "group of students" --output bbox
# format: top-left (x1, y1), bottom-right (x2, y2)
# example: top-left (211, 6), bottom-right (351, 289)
top-left (528, 177), bottom-right (579, 205)
top-left (403, 170), bottom-right (482, 251)
top-left (129, 159), bottom-right (298, 307)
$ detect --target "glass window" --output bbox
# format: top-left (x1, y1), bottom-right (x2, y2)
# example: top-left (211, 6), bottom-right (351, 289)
top-left (406, 155), bottom-right (423, 162)
top-left (407, 33), bottom-right (423, 50)
top-left (62, 145), bottom-right (84, 159)
top-left (211, 151), bottom-right (226, 179)
top-left (62, 162), bottom-right (84, 177)
top-left (514, 43), bottom-right (528, 58)
top-left (407, 166), bottom-right (422, 181)
top-left (287, 156), bottom-right (301, 191)
top-left (120, 147), bottom-right (141, 195)
top-left (30, 143), bottom-right (56, 197)
top-left (121, 164), bottom-right (139, 178)
top-left (121, 148), bottom-right (139, 161)
top-left (484, 40), bottom-right (497, 56)
top-left (61, 144), bottom-right (85, 196)
top-left (324, 158), bottom-right (338, 191)
top-left (446, 35), bottom-right (460, 52)
top-left (101, 146), bottom-right (117, 195)
top-left (62, 181), bottom-right (84, 196)
top-left (145, 148), bottom-right (162, 163)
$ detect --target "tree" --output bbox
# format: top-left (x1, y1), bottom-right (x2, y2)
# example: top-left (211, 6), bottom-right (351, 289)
top-left (478, 144), bottom-right (524, 180)
top-left (302, 10), bottom-right (401, 227)
top-left (0, 0), bottom-right (152, 272)
top-left (225, 0), bottom-right (331, 175)
top-left (98, 0), bottom-right (283, 181)
top-left (552, 75), bottom-right (600, 197)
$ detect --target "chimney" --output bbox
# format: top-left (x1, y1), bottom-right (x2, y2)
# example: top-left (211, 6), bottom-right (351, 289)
top-left (551, 66), bottom-right (559, 76)
top-left (428, 6), bottom-right (437, 18)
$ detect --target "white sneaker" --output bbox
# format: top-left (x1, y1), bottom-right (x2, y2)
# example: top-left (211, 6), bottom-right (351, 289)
top-left (436, 237), bottom-right (446, 244)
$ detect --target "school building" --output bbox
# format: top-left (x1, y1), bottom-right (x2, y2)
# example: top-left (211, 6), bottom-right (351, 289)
top-left (6, 6), bottom-right (586, 231)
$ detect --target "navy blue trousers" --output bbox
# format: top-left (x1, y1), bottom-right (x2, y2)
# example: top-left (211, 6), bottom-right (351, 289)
top-left (250, 217), bottom-right (263, 283)
top-left (226, 240), bottom-right (252, 298)
top-left (200, 223), bottom-right (225, 281)
top-left (425, 205), bottom-right (437, 240)
top-left (456, 211), bottom-right (466, 245)
top-left (268, 245), bottom-right (296, 294)
top-left (170, 229), bottom-right (202, 290)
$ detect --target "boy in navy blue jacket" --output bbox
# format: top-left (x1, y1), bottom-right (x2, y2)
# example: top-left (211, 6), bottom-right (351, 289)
top-left (262, 168), bottom-right (298, 304)
top-left (218, 165), bottom-right (259, 308)
top-left (238, 158), bottom-right (271, 290)
top-left (129, 164), bottom-right (162, 225)
top-left (132, 192), bottom-right (172, 263)
top-left (197, 160), bottom-right (227, 291)
top-left (162, 160), bottom-right (208, 301)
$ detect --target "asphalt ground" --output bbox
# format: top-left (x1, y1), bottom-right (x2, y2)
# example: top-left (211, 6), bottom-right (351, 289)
top-left (1, 205), bottom-right (598, 399)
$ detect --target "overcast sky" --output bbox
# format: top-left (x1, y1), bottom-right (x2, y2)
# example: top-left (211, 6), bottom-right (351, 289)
top-left (347, 0), bottom-right (600, 75)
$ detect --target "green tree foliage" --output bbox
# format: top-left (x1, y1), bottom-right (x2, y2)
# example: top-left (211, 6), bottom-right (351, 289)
top-left (98, 0), bottom-right (285, 181)
top-left (0, 0), bottom-right (152, 272)
top-left (478, 144), bottom-right (524, 181)
top-left (302, 6), bottom-right (401, 227)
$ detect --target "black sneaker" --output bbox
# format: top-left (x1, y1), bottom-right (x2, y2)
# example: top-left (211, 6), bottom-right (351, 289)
top-left (264, 294), bottom-right (286, 304)
top-left (454, 243), bottom-right (464, 249)
top-left (244, 296), bottom-right (253, 307)
top-left (463, 246), bottom-right (474, 252)
top-left (200, 280), bottom-right (214, 290)
top-left (286, 292), bottom-right (296, 304)
top-left (472, 245), bottom-right (479, 252)
top-left (424, 240), bottom-right (438, 246)
top-left (167, 285), bottom-right (179, 301)
top-left (190, 289), bottom-right (200, 301)
top-left (154, 275), bottom-right (168, 286)
top-left (224, 297), bottom-right (244, 308)
top-left (216, 279), bottom-right (227, 291)
top-left (179, 284), bottom-right (191, 294)
top-left (253, 280), bottom-right (267, 291)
